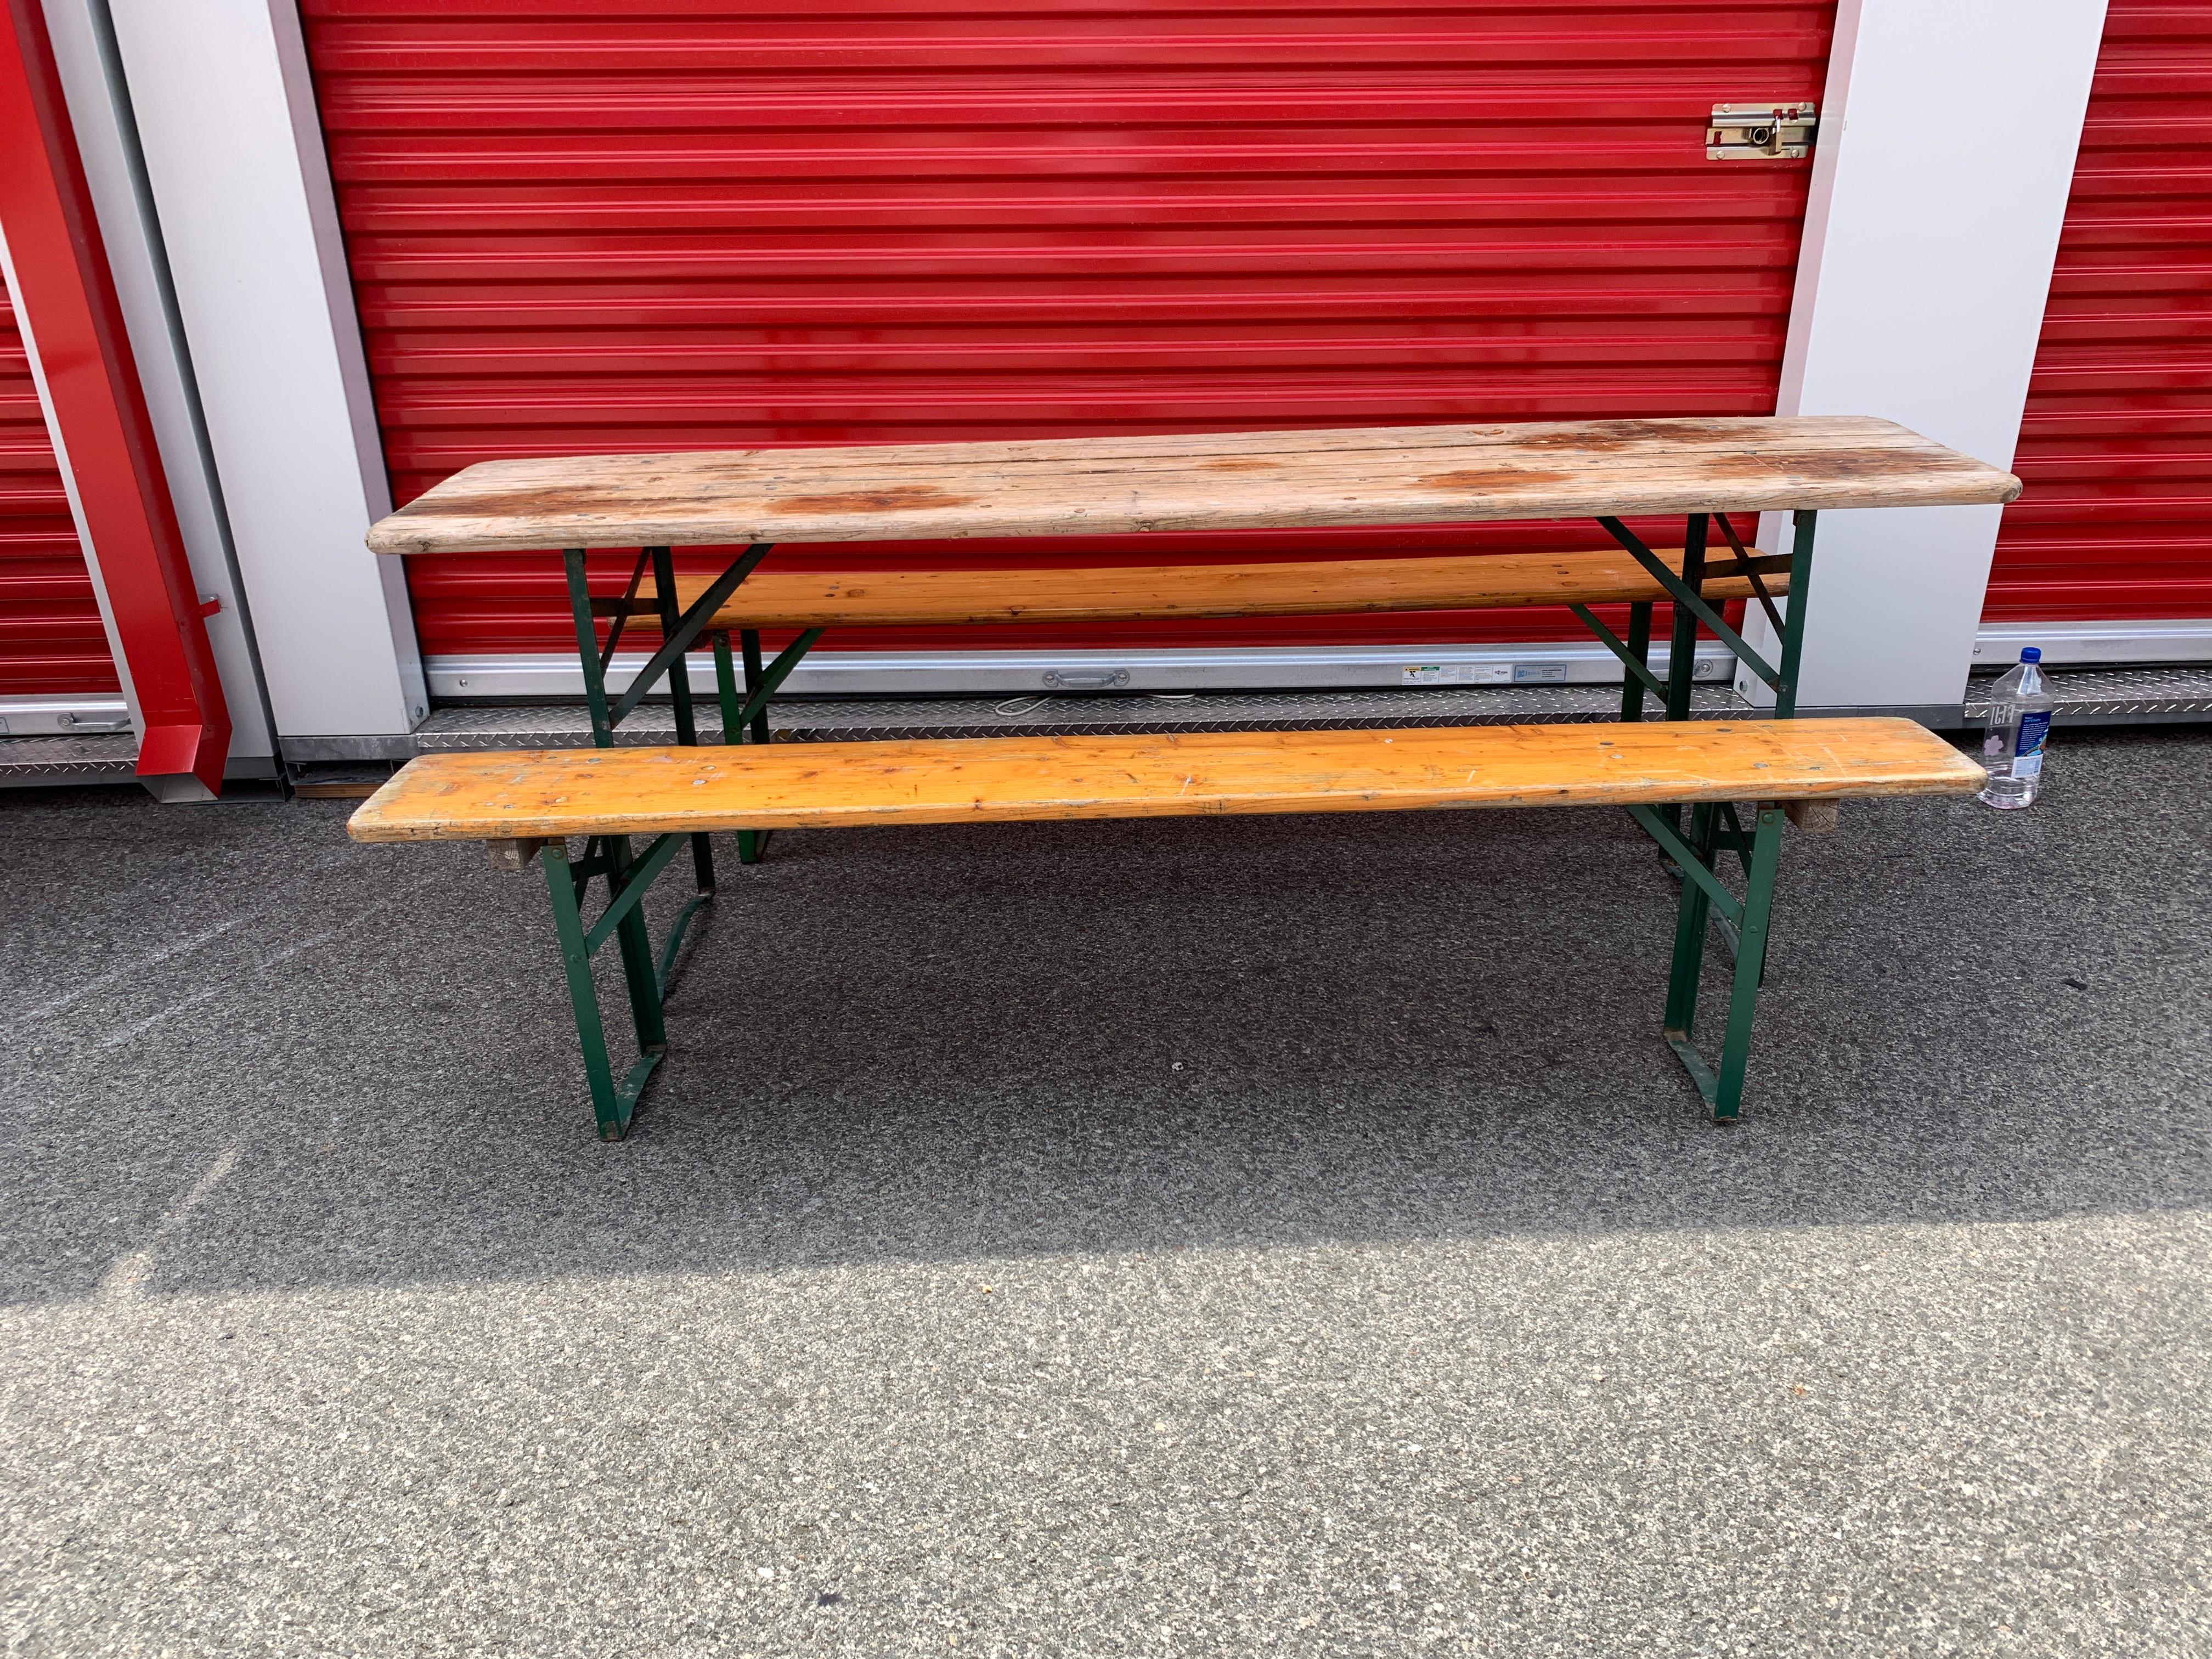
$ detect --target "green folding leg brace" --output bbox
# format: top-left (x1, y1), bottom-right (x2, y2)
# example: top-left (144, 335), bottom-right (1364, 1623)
top-left (1573, 507), bottom-right (1819, 1120)
top-left (541, 541), bottom-right (823, 1136)
top-left (539, 831), bottom-right (689, 1139)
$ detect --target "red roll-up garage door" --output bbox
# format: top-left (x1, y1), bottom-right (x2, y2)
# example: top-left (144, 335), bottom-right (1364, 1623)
top-left (0, 284), bottom-right (117, 697)
top-left (300, 0), bottom-right (1833, 675)
top-left (1987, 0), bottom-right (2212, 628)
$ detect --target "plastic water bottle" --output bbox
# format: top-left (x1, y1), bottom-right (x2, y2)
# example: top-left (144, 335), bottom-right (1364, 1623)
top-left (1977, 647), bottom-right (2053, 809)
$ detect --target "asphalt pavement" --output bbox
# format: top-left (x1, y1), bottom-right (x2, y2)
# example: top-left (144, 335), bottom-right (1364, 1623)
top-left (1, 724), bottom-right (2207, 1656)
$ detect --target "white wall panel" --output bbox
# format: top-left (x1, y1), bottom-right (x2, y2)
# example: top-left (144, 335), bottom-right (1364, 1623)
top-left (104, 0), bottom-right (423, 745)
top-left (1748, 0), bottom-right (2109, 712)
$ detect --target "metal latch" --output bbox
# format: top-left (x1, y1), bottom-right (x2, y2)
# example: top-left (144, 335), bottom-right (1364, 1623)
top-left (1708, 102), bottom-right (1817, 160)
top-left (1042, 668), bottom-right (1130, 690)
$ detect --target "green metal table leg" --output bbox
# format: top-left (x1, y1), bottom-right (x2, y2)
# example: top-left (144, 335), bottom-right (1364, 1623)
top-left (648, 548), bottom-right (698, 745)
top-left (712, 629), bottom-right (741, 735)
top-left (651, 547), bottom-right (717, 897)
top-left (1663, 514), bottom-right (1707, 722)
top-left (1619, 600), bottom-right (1654, 723)
top-left (736, 628), bottom-right (773, 864)
top-left (1708, 805), bottom-right (1787, 1121)
top-left (710, 628), bottom-right (766, 866)
top-left (1662, 516), bottom-right (1708, 846)
top-left (563, 549), bottom-right (616, 749)
top-left (740, 628), bottom-right (774, 747)
top-left (1775, 511), bottom-right (1816, 719)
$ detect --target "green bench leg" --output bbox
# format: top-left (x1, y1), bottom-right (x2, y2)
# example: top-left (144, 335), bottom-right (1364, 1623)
top-left (1709, 805), bottom-right (1786, 1118)
top-left (1657, 800), bottom-right (1786, 1122)
top-left (543, 839), bottom-right (668, 1141)
top-left (603, 835), bottom-right (670, 1057)
top-left (1662, 802), bottom-right (1719, 1036)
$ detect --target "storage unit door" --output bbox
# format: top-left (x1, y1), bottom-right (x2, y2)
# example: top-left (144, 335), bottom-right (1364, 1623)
top-left (1988, 1), bottom-right (2212, 641)
top-left (0, 283), bottom-right (119, 704)
top-left (301, 0), bottom-right (1833, 689)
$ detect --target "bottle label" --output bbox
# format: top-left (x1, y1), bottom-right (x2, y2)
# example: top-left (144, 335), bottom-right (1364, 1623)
top-left (2012, 710), bottom-right (2051, 780)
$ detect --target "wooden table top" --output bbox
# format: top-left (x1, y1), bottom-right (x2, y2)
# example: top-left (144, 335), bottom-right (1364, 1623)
top-left (365, 416), bottom-right (2022, 556)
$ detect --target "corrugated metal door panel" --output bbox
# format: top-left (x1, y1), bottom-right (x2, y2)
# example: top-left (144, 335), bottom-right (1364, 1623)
top-left (1988, 0), bottom-right (2212, 624)
top-left (299, 0), bottom-right (1833, 661)
top-left (0, 286), bottom-right (117, 695)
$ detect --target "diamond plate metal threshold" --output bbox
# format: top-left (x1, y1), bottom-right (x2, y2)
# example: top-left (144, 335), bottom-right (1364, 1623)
top-left (1961, 663), bottom-right (2212, 726)
top-left (403, 664), bottom-right (2212, 756)
top-left (22, 664), bottom-right (2208, 784)
top-left (0, 731), bottom-right (139, 783)
top-left (414, 684), bottom-right (1760, 752)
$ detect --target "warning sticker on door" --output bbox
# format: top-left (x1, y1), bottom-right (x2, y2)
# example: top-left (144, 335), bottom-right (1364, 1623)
top-left (1401, 664), bottom-right (1513, 686)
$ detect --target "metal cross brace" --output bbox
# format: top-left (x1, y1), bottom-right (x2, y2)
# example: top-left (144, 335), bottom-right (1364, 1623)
top-left (1595, 516), bottom-right (1784, 692)
top-left (582, 831), bottom-right (686, 957)
top-left (1570, 602), bottom-right (1669, 703)
top-left (719, 627), bottom-right (826, 737)
top-left (591, 549), bottom-right (654, 676)
top-left (608, 544), bottom-right (776, 727)
top-left (1713, 513), bottom-right (1789, 641)
top-left (1626, 804), bottom-right (1746, 927)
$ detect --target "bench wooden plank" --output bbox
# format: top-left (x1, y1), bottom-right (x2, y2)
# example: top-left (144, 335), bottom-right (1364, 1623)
top-left (347, 719), bottom-right (1984, 843)
top-left (667, 547), bottom-right (1785, 631)
top-left (365, 416), bottom-right (2022, 556)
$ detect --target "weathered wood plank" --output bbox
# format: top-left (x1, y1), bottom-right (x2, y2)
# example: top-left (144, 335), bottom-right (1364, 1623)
top-left (347, 719), bottom-right (1987, 843)
top-left (484, 836), bottom-right (546, 872)
top-left (667, 546), bottom-right (1785, 630)
top-left (1784, 798), bottom-right (1842, 833)
top-left (366, 417), bottom-right (2023, 556)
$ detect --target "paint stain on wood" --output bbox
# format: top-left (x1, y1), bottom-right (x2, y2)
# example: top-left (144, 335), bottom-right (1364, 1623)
top-left (1200, 458), bottom-right (1282, 472)
top-left (393, 486), bottom-right (649, 522)
top-left (1417, 469), bottom-right (1572, 493)
top-left (1513, 420), bottom-right (1705, 452)
top-left (1701, 447), bottom-right (1976, 481)
top-left (771, 484), bottom-right (976, 516)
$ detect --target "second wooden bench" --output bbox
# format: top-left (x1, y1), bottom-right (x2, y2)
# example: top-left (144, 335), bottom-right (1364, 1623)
top-left (349, 716), bottom-right (1984, 1139)
top-left (662, 540), bottom-right (1786, 744)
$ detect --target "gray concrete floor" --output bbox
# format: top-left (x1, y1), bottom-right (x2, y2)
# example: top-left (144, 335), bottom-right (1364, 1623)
top-left (2, 726), bottom-right (2209, 1657)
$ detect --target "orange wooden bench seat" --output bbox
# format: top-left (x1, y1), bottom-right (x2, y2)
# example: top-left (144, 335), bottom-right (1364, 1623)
top-left (351, 719), bottom-right (1975, 843)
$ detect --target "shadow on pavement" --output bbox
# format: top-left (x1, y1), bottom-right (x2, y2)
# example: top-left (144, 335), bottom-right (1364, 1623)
top-left (3, 726), bottom-right (2206, 1304)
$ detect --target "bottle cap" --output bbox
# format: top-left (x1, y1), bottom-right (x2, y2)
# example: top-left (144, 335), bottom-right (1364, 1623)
top-left (2021, 646), bottom-right (2042, 663)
